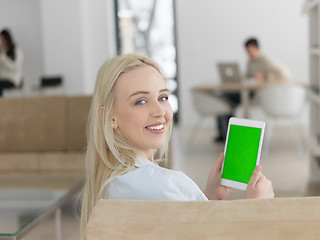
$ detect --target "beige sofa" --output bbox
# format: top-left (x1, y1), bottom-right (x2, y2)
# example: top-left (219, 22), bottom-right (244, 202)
top-left (86, 197), bottom-right (320, 240)
top-left (0, 95), bottom-right (92, 176)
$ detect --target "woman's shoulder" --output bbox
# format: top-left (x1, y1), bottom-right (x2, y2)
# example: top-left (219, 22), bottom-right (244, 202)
top-left (129, 156), bottom-right (187, 181)
top-left (108, 162), bottom-right (207, 200)
top-left (111, 163), bottom-right (183, 187)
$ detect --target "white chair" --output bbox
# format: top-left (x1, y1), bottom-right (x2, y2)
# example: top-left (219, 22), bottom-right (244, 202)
top-left (256, 84), bottom-right (306, 157)
top-left (190, 89), bottom-right (234, 143)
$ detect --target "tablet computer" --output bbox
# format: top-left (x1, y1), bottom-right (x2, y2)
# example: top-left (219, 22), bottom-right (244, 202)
top-left (221, 117), bottom-right (265, 191)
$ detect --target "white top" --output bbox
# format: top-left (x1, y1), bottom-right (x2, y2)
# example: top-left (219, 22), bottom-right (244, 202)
top-left (108, 156), bottom-right (208, 201)
top-left (0, 47), bottom-right (23, 86)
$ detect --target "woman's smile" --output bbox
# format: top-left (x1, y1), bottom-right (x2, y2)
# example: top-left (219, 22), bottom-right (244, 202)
top-left (145, 122), bottom-right (165, 134)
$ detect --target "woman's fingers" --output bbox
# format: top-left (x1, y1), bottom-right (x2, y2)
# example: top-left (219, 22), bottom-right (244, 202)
top-left (246, 165), bottom-right (274, 199)
top-left (213, 153), bottom-right (224, 173)
top-left (248, 165), bottom-right (262, 187)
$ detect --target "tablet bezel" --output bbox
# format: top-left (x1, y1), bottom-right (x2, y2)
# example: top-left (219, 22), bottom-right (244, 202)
top-left (220, 117), bottom-right (265, 191)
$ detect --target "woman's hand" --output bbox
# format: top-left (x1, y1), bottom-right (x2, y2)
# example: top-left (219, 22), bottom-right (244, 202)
top-left (204, 153), bottom-right (233, 200)
top-left (246, 165), bottom-right (274, 199)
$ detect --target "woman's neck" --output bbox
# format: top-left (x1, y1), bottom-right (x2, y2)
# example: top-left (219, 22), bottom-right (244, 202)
top-left (138, 149), bottom-right (155, 162)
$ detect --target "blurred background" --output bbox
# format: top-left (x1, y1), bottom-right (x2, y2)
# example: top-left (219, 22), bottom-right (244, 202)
top-left (0, 0), bottom-right (308, 126)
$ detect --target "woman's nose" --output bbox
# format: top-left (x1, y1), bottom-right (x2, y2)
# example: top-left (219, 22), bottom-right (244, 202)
top-left (151, 101), bottom-right (165, 118)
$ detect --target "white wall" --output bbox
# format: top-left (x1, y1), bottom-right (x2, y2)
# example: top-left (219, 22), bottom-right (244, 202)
top-left (40, 0), bottom-right (116, 95)
top-left (40, 0), bottom-right (85, 95)
top-left (0, 0), bottom-right (43, 93)
top-left (176, 0), bottom-right (308, 127)
top-left (81, 0), bottom-right (116, 94)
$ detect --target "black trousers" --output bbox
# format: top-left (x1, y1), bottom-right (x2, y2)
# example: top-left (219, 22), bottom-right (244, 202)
top-left (0, 79), bottom-right (15, 96)
top-left (216, 93), bottom-right (241, 139)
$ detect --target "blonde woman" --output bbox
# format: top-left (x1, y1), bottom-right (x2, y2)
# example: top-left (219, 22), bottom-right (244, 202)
top-left (80, 54), bottom-right (274, 238)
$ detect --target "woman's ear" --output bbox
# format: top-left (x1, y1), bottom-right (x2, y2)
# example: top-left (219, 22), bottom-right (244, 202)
top-left (112, 118), bottom-right (118, 129)
top-left (100, 106), bottom-right (118, 129)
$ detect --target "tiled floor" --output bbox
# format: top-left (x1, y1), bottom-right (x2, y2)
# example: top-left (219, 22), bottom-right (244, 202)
top-left (24, 124), bottom-right (317, 239)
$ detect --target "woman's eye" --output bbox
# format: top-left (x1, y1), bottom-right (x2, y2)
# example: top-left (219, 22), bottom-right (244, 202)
top-left (159, 95), bottom-right (169, 102)
top-left (135, 99), bottom-right (146, 105)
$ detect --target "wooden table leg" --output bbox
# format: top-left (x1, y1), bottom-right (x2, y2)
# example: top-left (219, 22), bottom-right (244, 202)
top-left (241, 89), bottom-right (250, 118)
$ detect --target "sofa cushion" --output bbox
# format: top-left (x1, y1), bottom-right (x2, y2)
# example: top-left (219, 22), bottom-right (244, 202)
top-left (86, 198), bottom-right (320, 240)
top-left (0, 171), bottom-right (83, 188)
top-left (0, 153), bottom-right (40, 171)
top-left (66, 96), bottom-right (92, 151)
top-left (0, 96), bottom-right (66, 152)
top-left (39, 152), bottom-right (85, 173)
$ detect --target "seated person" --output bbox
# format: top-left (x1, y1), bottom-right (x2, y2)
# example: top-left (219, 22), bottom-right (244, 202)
top-left (245, 37), bottom-right (290, 83)
top-left (0, 29), bottom-right (23, 96)
top-left (80, 54), bottom-right (274, 239)
top-left (215, 37), bottom-right (291, 142)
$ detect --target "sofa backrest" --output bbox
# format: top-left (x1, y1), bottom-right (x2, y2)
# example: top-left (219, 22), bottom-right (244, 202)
top-left (86, 198), bottom-right (320, 240)
top-left (0, 96), bottom-right (66, 152)
top-left (66, 96), bottom-right (92, 151)
top-left (0, 95), bottom-right (92, 152)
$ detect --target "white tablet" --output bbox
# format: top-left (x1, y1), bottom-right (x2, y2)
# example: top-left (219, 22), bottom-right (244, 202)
top-left (221, 117), bottom-right (265, 191)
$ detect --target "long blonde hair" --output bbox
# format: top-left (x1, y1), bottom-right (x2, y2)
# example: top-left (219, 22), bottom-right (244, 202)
top-left (80, 54), bottom-right (172, 239)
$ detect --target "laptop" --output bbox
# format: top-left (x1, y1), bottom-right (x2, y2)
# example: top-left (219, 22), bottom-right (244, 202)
top-left (217, 63), bottom-right (242, 83)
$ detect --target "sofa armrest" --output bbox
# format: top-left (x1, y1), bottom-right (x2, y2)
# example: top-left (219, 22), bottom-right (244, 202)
top-left (86, 197), bottom-right (320, 240)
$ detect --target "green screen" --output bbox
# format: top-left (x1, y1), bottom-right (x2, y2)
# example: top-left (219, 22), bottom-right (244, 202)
top-left (222, 125), bottom-right (262, 184)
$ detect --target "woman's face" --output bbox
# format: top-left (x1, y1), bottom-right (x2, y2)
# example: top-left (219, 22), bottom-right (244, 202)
top-left (0, 35), bottom-right (6, 48)
top-left (112, 65), bottom-right (173, 160)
